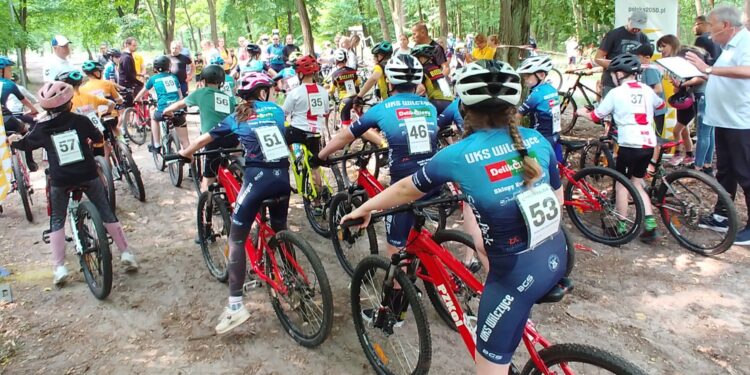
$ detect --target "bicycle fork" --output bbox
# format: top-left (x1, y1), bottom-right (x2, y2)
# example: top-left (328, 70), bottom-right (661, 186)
top-left (66, 199), bottom-right (85, 255)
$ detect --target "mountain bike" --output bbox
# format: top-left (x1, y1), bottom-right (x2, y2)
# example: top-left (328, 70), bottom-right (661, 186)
top-left (558, 69), bottom-right (601, 134)
top-left (6, 131), bottom-right (35, 222)
top-left (345, 197), bottom-right (646, 375)
top-left (101, 116), bottom-right (145, 202)
top-left (154, 110), bottom-right (187, 187)
top-left (95, 156), bottom-right (116, 213)
top-left (165, 149), bottom-right (334, 347)
top-left (121, 91), bottom-right (154, 146)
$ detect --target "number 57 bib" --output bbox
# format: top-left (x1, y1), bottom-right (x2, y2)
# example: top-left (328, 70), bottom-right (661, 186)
top-left (516, 184), bottom-right (561, 249)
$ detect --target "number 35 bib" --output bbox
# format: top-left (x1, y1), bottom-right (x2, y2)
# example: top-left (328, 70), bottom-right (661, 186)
top-left (516, 184), bottom-right (561, 249)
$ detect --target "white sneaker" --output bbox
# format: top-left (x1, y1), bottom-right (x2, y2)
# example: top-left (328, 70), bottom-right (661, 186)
top-left (53, 265), bottom-right (69, 286)
top-left (215, 305), bottom-right (251, 334)
top-left (121, 252), bottom-right (139, 272)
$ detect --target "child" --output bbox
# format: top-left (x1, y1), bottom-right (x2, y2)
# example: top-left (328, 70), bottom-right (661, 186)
top-left (133, 56), bottom-right (185, 154)
top-left (1, 56), bottom-right (39, 170)
top-left (516, 55), bottom-right (563, 162)
top-left (633, 44), bottom-right (666, 136)
top-left (103, 49), bottom-right (121, 85)
top-left (209, 56), bottom-right (236, 97)
top-left (327, 48), bottom-right (360, 126)
top-left (275, 51), bottom-right (303, 95)
top-left (55, 70), bottom-right (115, 131)
top-left (235, 44), bottom-right (276, 78)
top-left (80, 60), bottom-right (125, 137)
top-left (9, 81), bottom-right (138, 285)
top-left (411, 44), bottom-right (453, 114)
top-left (194, 52), bottom-right (205, 84)
top-left (578, 54), bottom-right (666, 243)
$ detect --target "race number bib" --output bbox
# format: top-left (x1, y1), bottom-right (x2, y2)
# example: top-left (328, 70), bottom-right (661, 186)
top-left (214, 93), bottom-right (231, 114)
top-left (221, 82), bottom-right (233, 96)
top-left (161, 77), bottom-right (178, 93)
top-left (551, 105), bottom-right (561, 133)
top-left (404, 117), bottom-right (431, 155)
top-left (308, 93), bottom-right (326, 116)
top-left (91, 89), bottom-right (106, 99)
top-left (255, 126), bottom-right (288, 161)
top-left (86, 112), bottom-right (106, 132)
top-left (52, 130), bottom-right (84, 166)
top-left (437, 78), bottom-right (452, 97)
top-left (286, 76), bottom-right (300, 90)
top-left (344, 80), bottom-right (357, 96)
top-left (516, 184), bottom-right (560, 249)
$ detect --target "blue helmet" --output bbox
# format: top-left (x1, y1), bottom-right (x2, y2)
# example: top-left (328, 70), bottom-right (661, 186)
top-left (0, 56), bottom-right (15, 69)
top-left (210, 56), bottom-right (225, 66)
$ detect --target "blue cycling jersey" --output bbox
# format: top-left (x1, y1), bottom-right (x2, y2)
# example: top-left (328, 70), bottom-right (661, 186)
top-left (267, 44), bottom-right (285, 66)
top-left (437, 98), bottom-right (464, 131)
top-left (237, 60), bottom-right (270, 74)
top-left (145, 72), bottom-right (181, 111)
top-left (103, 62), bottom-right (116, 82)
top-left (0, 78), bottom-right (24, 115)
top-left (209, 101), bottom-right (289, 168)
top-left (349, 93), bottom-right (439, 179)
top-left (276, 67), bottom-right (296, 79)
top-left (518, 82), bottom-right (560, 137)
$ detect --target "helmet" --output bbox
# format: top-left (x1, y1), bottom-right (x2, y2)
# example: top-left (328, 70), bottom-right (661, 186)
top-left (201, 65), bottom-right (225, 85)
top-left (668, 90), bottom-right (695, 110)
top-left (210, 56), bottom-right (225, 66)
top-left (81, 60), bottom-right (104, 74)
top-left (106, 48), bottom-right (121, 59)
top-left (246, 44), bottom-right (262, 55)
top-left (294, 55), bottom-right (320, 75)
top-left (410, 44), bottom-right (436, 58)
top-left (55, 70), bottom-right (84, 86)
top-left (38, 81), bottom-right (74, 110)
top-left (0, 56), bottom-right (15, 69)
top-left (333, 49), bottom-right (347, 63)
top-left (288, 51), bottom-right (304, 64)
top-left (237, 72), bottom-right (273, 99)
top-left (517, 55), bottom-right (553, 74)
top-left (384, 54), bottom-right (423, 85)
top-left (371, 41), bottom-right (393, 57)
top-left (153, 55), bottom-right (171, 72)
top-left (454, 60), bottom-right (522, 107)
top-left (607, 53), bottom-right (641, 74)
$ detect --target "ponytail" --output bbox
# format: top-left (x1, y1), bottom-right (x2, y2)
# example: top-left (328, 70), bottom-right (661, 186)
top-left (235, 99), bottom-right (256, 122)
top-left (507, 122), bottom-right (542, 186)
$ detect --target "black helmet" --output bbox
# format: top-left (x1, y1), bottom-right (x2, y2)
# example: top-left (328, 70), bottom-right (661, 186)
top-left (201, 64), bottom-right (225, 85)
top-left (55, 70), bottom-right (84, 87)
top-left (153, 55), bottom-right (171, 72)
top-left (106, 48), bottom-right (121, 59)
top-left (246, 44), bottom-right (262, 55)
top-left (607, 53), bottom-right (641, 74)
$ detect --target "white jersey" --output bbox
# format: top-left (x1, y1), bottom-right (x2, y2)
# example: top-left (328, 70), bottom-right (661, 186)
top-left (282, 83), bottom-right (330, 133)
top-left (43, 55), bottom-right (75, 83)
top-left (592, 80), bottom-right (665, 148)
top-left (6, 85), bottom-right (36, 113)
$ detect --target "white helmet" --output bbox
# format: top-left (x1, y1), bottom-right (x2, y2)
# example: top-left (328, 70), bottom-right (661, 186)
top-left (384, 54), bottom-right (423, 85)
top-left (454, 60), bottom-right (521, 107)
top-left (516, 55), bottom-right (554, 74)
top-left (333, 48), bottom-right (347, 63)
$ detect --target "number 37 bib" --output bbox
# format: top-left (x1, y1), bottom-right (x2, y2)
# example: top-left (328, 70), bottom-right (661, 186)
top-left (516, 184), bottom-right (561, 249)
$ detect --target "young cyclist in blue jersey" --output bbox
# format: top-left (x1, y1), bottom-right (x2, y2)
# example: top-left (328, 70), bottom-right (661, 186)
top-left (1, 56), bottom-right (40, 170)
top-left (516, 55), bottom-right (563, 162)
top-left (133, 56), bottom-right (185, 154)
top-left (235, 44), bottom-right (276, 78)
top-left (275, 51), bottom-right (303, 94)
top-left (175, 72), bottom-right (290, 334)
top-left (341, 60), bottom-right (568, 375)
top-left (437, 97), bottom-right (464, 132)
top-left (209, 56), bottom-right (236, 97)
top-left (103, 49), bottom-right (122, 86)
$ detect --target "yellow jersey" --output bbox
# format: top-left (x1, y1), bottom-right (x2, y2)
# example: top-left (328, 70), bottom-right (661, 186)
top-left (471, 47), bottom-right (496, 61)
top-left (80, 78), bottom-right (122, 116)
top-left (374, 64), bottom-right (389, 100)
top-left (133, 52), bottom-right (145, 81)
top-left (72, 92), bottom-right (111, 116)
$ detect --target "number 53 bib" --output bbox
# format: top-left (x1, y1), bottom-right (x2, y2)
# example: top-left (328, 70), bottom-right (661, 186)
top-left (516, 184), bottom-right (561, 249)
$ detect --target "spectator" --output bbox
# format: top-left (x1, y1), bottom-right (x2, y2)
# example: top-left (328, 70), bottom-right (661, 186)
top-left (350, 34), bottom-right (362, 67)
top-left (467, 33), bottom-right (495, 62)
top-left (97, 43), bottom-right (109, 66)
top-left (686, 5), bottom-right (750, 245)
top-left (396, 34), bottom-right (412, 55)
top-left (340, 37), bottom-right (356, 70)
top-left (259, 34), bottom-right (270, 61)
top-left (488, 35), bottom-right (499, 49)
top-left (447, 32), bottom-right (456, 55)
top-left (412, 21), bottom-right (449, 76)
top-left (237, 37), bottom-right (250, 66)
top-left (465, 33), bottom-right (474, 51)
top-left (118, 37), bottom-right (143, 107)
top-left (565, 36), bottom-right (579, 66)
top-left (43, 35), bottom-right (75, 83)
top-left (169, 40), bottom-right (194, 96)
top-left (201, 40), bottom-right (221, 65)
top-left (282, 34), bottom-right (300, 63)
top-left (595, 10), bottom-right (650, 97)
top-left (217, 38), bottom-right (236, 72)
top-left (693, 15), bottom-right (722, 64)
top-left (267, 34), bottom-right (285, 73)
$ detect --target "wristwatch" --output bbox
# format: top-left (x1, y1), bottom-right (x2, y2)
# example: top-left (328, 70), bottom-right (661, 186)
top-left (705, 67), bottom-right (713, 75)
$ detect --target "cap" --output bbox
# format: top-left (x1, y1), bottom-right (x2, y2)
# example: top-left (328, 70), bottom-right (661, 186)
top-left (629, 10), bottom-right (648, 29)
top-left (51, 35), bottom-right (71, 47)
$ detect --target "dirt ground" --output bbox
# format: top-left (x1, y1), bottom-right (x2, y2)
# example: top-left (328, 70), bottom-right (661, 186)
top-left (1, 53), bottom-right (749, 375)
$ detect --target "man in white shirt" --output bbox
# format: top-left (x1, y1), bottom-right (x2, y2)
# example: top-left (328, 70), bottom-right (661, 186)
top-left (565, 37), bottom-right (579, 66)
top-left (43, 35), bottom-right (75, 83)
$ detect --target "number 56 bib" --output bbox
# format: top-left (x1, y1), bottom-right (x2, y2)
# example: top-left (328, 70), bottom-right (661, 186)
top-left (516, 184), bottom-right (560, 249)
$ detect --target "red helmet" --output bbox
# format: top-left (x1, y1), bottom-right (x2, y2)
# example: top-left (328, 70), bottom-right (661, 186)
top-left (294, 55), bottom-right (320, 76)
top-left (668, 90), bottom-right (694, 110)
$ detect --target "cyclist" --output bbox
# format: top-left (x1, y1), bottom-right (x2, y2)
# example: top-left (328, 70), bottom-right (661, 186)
top-left (340, 60), bottom-right (567, 375)
top-left (275, 51), bottom-right (303, 94)
top-left (210, 56), bottom-right (236, 97)
top-left (577, 54), bottom-right (665, 243)
top-left (9, 81), bottom-right (138, 285)
top-left (411, 44), bottom-right (453, 114)
top-left (355, 42), bottom-right (393, 103)
top-left (327, 48), bottom-right (360, 127)
top-left (235, 44), bottom-right (276, 78)
top-left (103, 49), bottom-right (121, 85)
top-left (437, 98), bottom-right (464, 132)
top-left (516, 55), bottom-right (563, 162)
top-left (55, 70), bottom-right (116, 125)
top-left (175, 72), bottom-right (290, 334)
top-left (80, 60), bottom-right (125, 138)
top-left (133, 56), bottom-right (186, 154)
top-left (163, 64), bottom-right (237, 191)
top-left (1, 56), bottom-right (40, 171)
top-left (318, 54), bottom-right (439, 260)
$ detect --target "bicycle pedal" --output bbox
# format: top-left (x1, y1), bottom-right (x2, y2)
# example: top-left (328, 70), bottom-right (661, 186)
top-left (243, 280), bottom-right (263, 291)
top-left (65, 236), bottom-right (73, 242)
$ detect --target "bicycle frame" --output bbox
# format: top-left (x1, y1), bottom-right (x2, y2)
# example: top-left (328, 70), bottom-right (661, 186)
top-left (9, 149), bottom-right (31, 194)
top-left (558, 162), bottom-right (604, 212)
top-left (290, 143), bottom-right (333, 199)
top-left (563, 73), bottom-right (600, 108)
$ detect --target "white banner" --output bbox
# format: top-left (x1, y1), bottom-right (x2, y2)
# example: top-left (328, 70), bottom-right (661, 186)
top-left (615, 0), bottom-right (680, 42)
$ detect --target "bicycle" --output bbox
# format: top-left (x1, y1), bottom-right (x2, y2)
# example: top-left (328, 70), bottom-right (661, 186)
top-left (558, 69), bottom-right (601, 134)
top-left (6, 131), bottom-right (35, 222)
top-left (101, 116), bottom-right (146, 202)
top-left (121, 90), bottom-right (154, 146)
top-left (165, 149), bottom-right (335, 347)
top-left (154, 110), bottom-right (187, 187)
top-left (345, 197), bottom-right (646, 375)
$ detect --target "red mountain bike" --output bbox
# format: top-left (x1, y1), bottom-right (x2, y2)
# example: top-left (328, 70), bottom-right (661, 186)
top-left (121, 90), bottom-right (154, 146)
top-left (4, 131), bottom-right (34, 222)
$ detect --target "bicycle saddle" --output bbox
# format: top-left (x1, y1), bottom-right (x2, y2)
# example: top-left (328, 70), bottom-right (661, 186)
top-left (559, 139), bottom-right (587, 152)
top-left (536, 277), bottom-right (574, 304)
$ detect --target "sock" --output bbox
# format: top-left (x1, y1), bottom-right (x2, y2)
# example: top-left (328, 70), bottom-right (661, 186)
top-left (228, 296), bottom-right (243, 311)
top-left (49, 229), bottom-right (66, 267)
top-left (104, 222), bottom-right (129, 254)
top-left (644, 215), bottom-right (657, 231)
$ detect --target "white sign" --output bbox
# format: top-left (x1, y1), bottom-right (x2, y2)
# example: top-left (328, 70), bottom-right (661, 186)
top-left (404, 117), bottom-right (431, 155)
top-left (614, 0), bottom-right (679, 42)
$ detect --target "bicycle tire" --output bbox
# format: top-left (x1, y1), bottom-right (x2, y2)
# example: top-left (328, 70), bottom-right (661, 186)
top-left (564, 166), bottom-right (645, 246)
top-left (548, 68), bottom-right (563, 91)
top-left (118, 142), bottom-right (146, 202)
top-left (580, 141), bottom-right (615, 170)
top-left (559, 92), bottom-right (578, 135)
top-left (76, 201), bottom-right (113, 300)
top-left (11, 155), bottom-right (33, 222)
top-left (152, 130), bottom-right (166, 171)
top-left (351, 255), bottom-right (432, 375)
top-left (302, 166), bottom-right (334, 238)
top-left (657, 168), bottom-right (738, 256)
top-left (122, 108), bottom-right (147, 146)
top-left (190, 156), bottom-right (203, 197)
top-left (95, 156), bottom-right (117, 213)
top-left (197, 191), bottom-right (230, 282)
top-left (167, 133), bottom-right (183, 187)
top-left (266, 230), bottom-right (334, 347)
top-left (520, 343), bottom-right (647, 375)
top-left (329, 191), bottom-right (378, 276)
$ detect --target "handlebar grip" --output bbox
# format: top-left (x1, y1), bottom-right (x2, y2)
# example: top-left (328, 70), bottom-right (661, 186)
top-left (341, 218), bottom-right (365, 229)
top-left (164, 154), bottom-right (191, 163)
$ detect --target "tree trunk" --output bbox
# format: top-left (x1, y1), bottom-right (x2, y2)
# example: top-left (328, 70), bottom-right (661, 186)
top-left (295, 0), bottom-right (315, 54)
top-left (388, 0), bottom-right (405, 37)
top-left (456, 2), bottom-right (461, 37)
top-left (245, 14), bottom-right (252, 36)
top-left (417, 0), bottom-right (424, 21)
top-left (182, 0), bottom-right (198, 52)
top-left (207, 0), bottom-right (218, 44)
top-left (694, 0), bottom-right (703, 16)
top-left (374, 0), bottom-right (391, 40)
top-left (356, 0), bottom-right (370, 39)
top-left (438, 0), bottom-right (448, 37)
top-left (570, 0), bottom-right (582, 41)
top-left (498, 0), bottom-right (530, 67)
top-left (287, 8), bottom-right (293, 35)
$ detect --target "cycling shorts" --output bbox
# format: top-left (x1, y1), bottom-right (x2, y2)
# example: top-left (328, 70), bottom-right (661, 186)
top-left (2, 115), bottom-right (25, 134)
top-left (676, 106), bottom-right (695, 126)
top-left (153, 111), bottom-right (187, 127)
top-left (285, 126), bottom-right (321, 157)
top-left (615, 147), bottom-right (652, 179)
top-left (384, 174), bottom-right (439, 247)
top-left (232, 166), bottom-right (292, 230)
top-left (476, 232), bottom-right (567, 364)
top-left (203, 134), bottom-right (240, 178)
top-left (544, 133), bottom-right (563, 163)
top-left (429, 99), bottom-right (452, 116)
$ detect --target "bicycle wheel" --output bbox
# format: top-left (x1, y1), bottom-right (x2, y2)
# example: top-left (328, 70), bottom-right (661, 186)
top-left (167, 133), bottom-right (183, 187)
top-left (580, 141), bottom-right (615, 170)
top-left (548, 68), bottom-right (563, 91)
top-left (521, 343), bottom-right (647, 375)
top-left (657, 169), bottom-right (738, 256)
top-left (190, 156), bottom-right (203, 197)
top-left (152, 132), bottom-right (166, 172)
top-left (95, 156), bottom-right (116, 213)
top-left (351, 255), bottom-right (432, 375)
top-left (122, 108), bottom-right (147, 146)
top-left (559, 92), bottom-right (578, 135)
top-left (329, 192), bottom-right (378, 276)
top-left (565, 166), bottom-right (645, 246)
top-left (11, 155), bottom-right (33, 222)
top-left (302, 167), bottom-right (334, 238)
top-left (76, 201), bottom-right (113, 300)
top-left (197, 191), bottom-right (230, 282)
top-left (118, 142), bottom-right (146, 202)
top-left (265, 230), bottom-right (334, 347)
top-left (423, 230), bottom-right (485, 332)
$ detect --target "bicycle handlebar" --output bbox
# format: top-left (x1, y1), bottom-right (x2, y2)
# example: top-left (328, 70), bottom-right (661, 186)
top-left (326, 147), bottom-right (388, 164)
top-left (340, 194), bottom-right (465, 228)
top-left (194, 147), bottom-right (244, 157)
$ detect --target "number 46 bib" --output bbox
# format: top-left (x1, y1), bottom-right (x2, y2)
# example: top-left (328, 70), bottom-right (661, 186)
top-left (516, 184), bottom-right (560, 249)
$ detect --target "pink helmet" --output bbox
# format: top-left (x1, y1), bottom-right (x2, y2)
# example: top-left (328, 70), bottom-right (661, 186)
top-left (237, 72), bottom-right (273, 99)
top-left (38, 81), bottom-right (74, 110)
top-left (668, 91), bottom-right (694, 110)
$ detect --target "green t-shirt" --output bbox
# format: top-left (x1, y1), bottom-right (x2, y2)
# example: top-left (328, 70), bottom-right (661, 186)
top-left (185, 87), bottom-right (236, 133)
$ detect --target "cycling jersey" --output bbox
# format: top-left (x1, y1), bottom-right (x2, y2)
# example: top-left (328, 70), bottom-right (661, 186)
top-left (103, 62), bottom-right (117, 82)
top-left (209, 101), bottom-right (289, 169)
top-left (267, 44), bottom-right (285, 67)
top-left (349, 93), bottom-right (438, 179)
top-left (518, 82), bottom-right (561, 137)
top-left (0, 78), bottom-right (24, 116)
top-left (185, 87), bottom-right (236, 134)
top-left (422, 62), bottom-right (452, 101)
top-left (329, 67), bottom-right (360, 99)
top-left (282, 83), bottom-right (330, 133)
top-left (591, 80), bottom-right (665, 148)
top-left (372, 64), bottom-right (389, 100)
top-left (71, 92), bottom-right (111, 118)
top-left (437, 98), bottom-right (464, 131)
top-left (80, 78), bottom-right (122, 117)
top-left (221, 74), bottom-right (236, 96)
top-left (275, 67), bottom-right (299, 91)
top-left (237, 60), bottom-right (271, 74)
top-left (133, 52), bottom-right (145, 80)
top-left (145, 72), bottom-right (181, 112)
